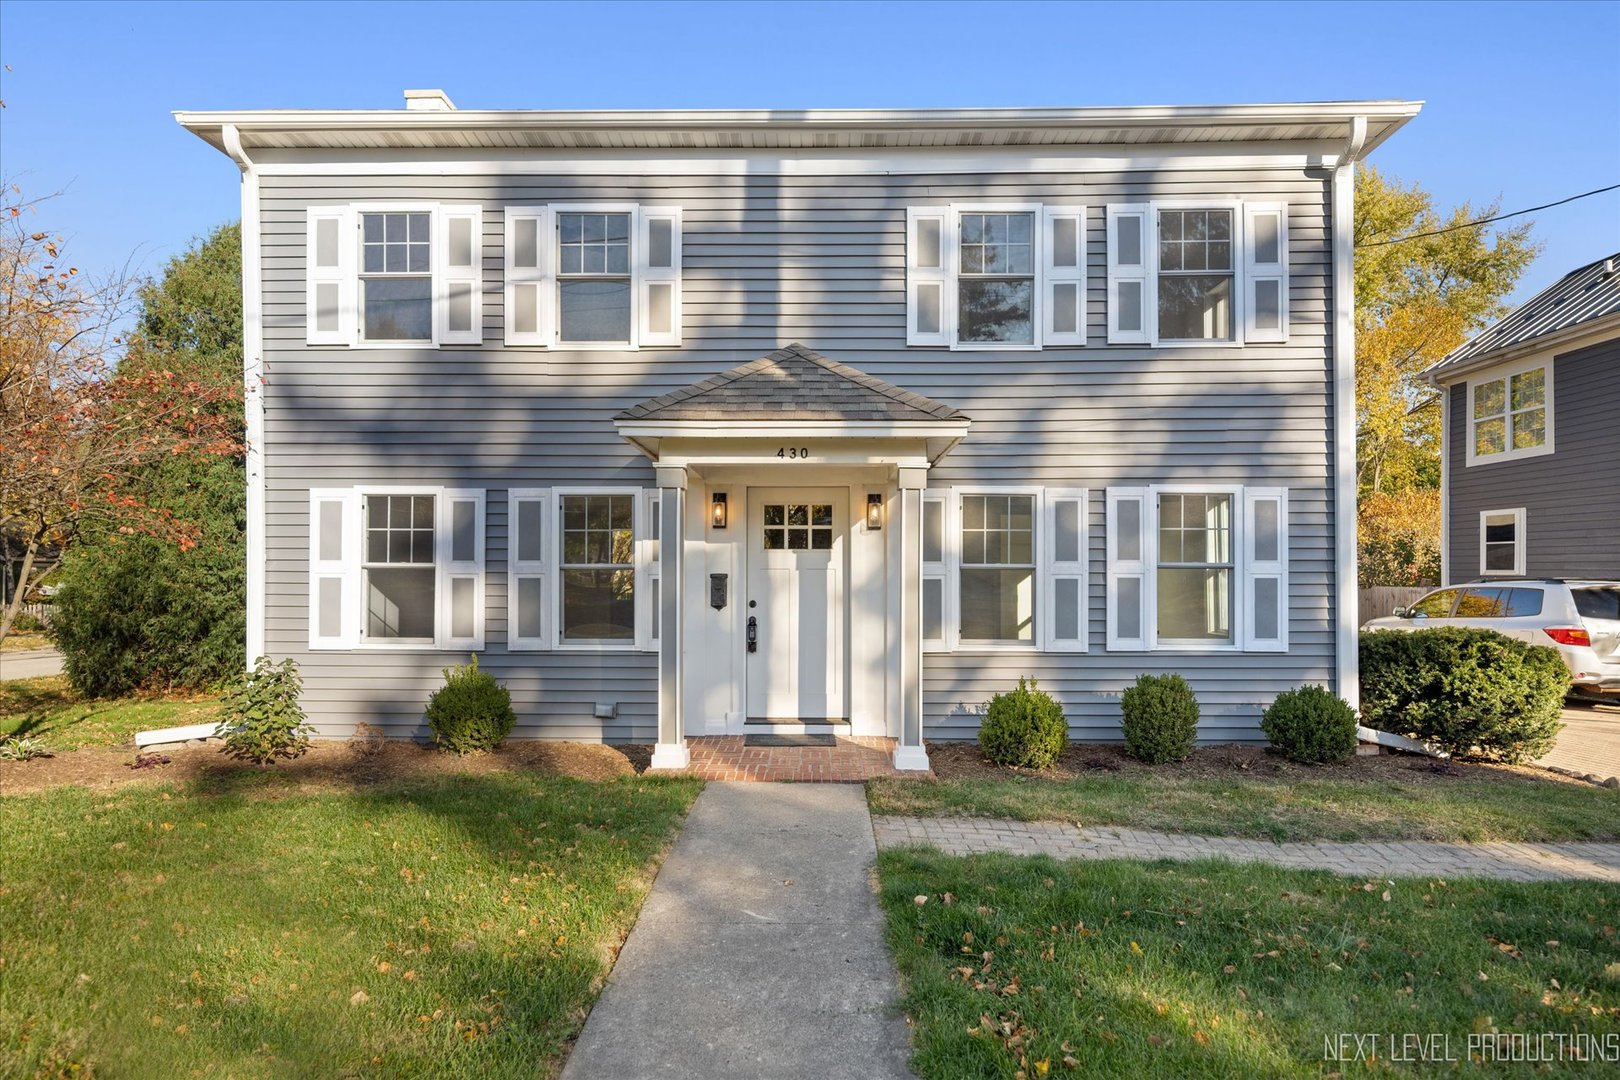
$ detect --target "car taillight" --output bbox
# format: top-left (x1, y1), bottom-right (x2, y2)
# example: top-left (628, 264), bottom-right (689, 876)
top-left (1544, 627), bottom-right (1591, 647)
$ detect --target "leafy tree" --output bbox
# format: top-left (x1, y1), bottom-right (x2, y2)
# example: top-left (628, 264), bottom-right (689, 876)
top-left (1358, 489), bottom-right (1441, 587)
top-left (49, 224), bottom-right (245, 692)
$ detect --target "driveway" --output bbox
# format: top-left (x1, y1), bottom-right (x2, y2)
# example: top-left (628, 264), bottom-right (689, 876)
top-left (1538, 701), bottom-right (1620, 784)
top-left (0, 648), bottom-right (64, 681)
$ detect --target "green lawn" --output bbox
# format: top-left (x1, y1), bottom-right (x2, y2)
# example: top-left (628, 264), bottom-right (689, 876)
top-left (1, 770), bottom-right (702, 1078)
top-left (880, 848), bottom-right (1620, 1079)
top-left (868, 770), bottom-right (1620, 843)
top-left (1, 675), bottom-right (222, 751)
top-left (1, 632), bottom-right (51, 652)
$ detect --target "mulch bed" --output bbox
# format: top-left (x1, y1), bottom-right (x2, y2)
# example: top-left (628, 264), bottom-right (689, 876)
top-left (0, 739), bottom-right (658, 797)
top-left (920, 740), bottom-right (1595, 789)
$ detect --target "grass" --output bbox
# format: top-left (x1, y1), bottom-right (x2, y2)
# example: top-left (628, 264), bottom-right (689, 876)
top-left (868, 770), bottom-right (1620, 843)
top-left (880, 847), bottom-right (1620, 1078)
top-left (1, 631), bottom-right (51, 651)
top-left (0, 675), bottom-right (222, 751)
top-left (0, 770), bottom-right (702, 1078)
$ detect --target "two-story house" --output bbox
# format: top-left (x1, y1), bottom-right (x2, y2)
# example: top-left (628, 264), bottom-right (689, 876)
top-left (1428, 254), bottom-right (1620, 585)
top-left (177, 93), bottom-right (1420, 771)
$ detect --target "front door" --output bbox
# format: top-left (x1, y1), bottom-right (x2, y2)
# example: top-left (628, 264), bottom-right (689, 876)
top-left (745, 488), bottom-right (846, 722)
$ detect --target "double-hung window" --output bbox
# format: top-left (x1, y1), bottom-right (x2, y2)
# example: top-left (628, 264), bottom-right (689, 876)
top-left (959, 494), bottom-right (1037, 643)
top-left (360, 212), bottom-right (432, 342)
top-left (308, 487), bottom-right (484, 650)
top-left (557, 212), bottom-right (632, 344)
top-left (1106, 200), bottom-right (1288, 346)
top-left (560, 493), bottom-right (636, 643)
top-left (1155, 493), bottom-right (1233, 643)
top-left (958, 213), bottom-right (1036, 345)
top-left (1466, 362), bottom-right (1552, 465)
top-left (1479, 508), bottom-right (1527, 576)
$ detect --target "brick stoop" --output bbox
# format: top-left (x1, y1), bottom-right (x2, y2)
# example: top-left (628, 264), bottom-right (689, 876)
top-left (652, 735), bottom-right (919, 781)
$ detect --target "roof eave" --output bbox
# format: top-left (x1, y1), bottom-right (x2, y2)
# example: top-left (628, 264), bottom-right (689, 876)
top-left (1425, 311), bottom-right (1620, 386)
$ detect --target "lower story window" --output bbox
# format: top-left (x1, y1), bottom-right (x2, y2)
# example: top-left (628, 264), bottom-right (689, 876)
top-left (1155, 492), bottom-right (1233, 644)
top-left (561, 493), bottom-right (636, 642)
top-left (1480, 508), bottom-right (1525, 576)
top-left (363, 493), bottom-right (436, 642)
top-left (959, 493), bottom-right (1035, 643)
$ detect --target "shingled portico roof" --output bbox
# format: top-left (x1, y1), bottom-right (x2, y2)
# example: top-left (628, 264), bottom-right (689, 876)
top-left (615, 343), bottom-right (965, 423)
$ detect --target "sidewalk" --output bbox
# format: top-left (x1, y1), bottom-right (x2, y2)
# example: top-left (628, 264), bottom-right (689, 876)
top-left (0, 648), bottom-right (64, 681)
top-left (561, 783), bottom-right (913, 1080)
top-left (873, 816), bottom-right (1620, 882)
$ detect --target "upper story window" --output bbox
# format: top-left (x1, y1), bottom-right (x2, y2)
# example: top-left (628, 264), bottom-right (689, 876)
top-left (906, 204), bottom-right (1087, 350)
top-left (1467, 362), bottom-right (1552, 466)
top-left (1106, 201), bottom-right (1289, 347)
top-left (505, 205), bottom-right (683, 350)
top-left (360, 212), bottom-right (432, 342)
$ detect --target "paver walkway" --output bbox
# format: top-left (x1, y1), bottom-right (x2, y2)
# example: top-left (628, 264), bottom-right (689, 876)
top-left (873, 816), bottom-right (1620, 883)
top-left (663, 735), bottom-right (907, 781)
top-left (562, 783), bottom-right (913, 1080)
top-left (1538, 702), bottom-right (1620, 785)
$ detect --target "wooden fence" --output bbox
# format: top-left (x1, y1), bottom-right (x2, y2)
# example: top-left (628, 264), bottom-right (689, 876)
top-left (1357, 586), bottom-right (1430, 628)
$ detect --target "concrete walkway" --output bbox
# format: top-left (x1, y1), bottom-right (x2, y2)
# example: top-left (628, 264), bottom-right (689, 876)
top-left (873, 816), bottom-right (1620, 883)
top-left (0, 647), bottom-right (63, 681)
top-left (562, 783), bottom-right (913, 1080)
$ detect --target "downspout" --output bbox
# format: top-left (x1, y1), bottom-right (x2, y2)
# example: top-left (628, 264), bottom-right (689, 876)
top-left (223, 123), bottom-right (267, 667)
top-left (1333, 116), bottom-right (1366, 714)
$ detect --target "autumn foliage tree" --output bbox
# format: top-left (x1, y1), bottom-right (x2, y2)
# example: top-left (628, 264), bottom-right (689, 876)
top-left (0, 185), bottom-right (241, 643)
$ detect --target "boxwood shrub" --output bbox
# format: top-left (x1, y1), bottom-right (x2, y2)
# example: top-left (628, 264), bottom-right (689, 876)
top-left (1120, 673), bottom-right (1200, 764)
top-left (978, 677), bottom-right (1068, 769)
top-left (425, 655), bottom-right (516, 754)
top-left (1360, 628), bottom-right (1567, 763)
top-left (1261, 684), bottom-right (1358, 764)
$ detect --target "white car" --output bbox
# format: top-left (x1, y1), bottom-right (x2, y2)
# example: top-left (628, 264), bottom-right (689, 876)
top-left (1362, 579), bottom-right (1620, 699)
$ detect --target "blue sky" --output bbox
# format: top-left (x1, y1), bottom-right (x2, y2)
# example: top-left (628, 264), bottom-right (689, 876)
top-left (1, 0), bottom-right (1616, 306)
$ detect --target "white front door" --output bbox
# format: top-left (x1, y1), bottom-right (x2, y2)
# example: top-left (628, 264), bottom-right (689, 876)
top-left (745, 487), bottom-right (847, 721)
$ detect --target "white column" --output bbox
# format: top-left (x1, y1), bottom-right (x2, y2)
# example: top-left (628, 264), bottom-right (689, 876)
top-left (650, 465), bottom-right (690, 769)
top-left (893, 467), bottom-right (930, 771)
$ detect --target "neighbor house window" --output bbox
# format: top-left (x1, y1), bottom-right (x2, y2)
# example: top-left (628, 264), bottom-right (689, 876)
top-left (1156, 209), bottom-right (1234, 341)
top-left (1479, 508), bottom-right (1526, 576)
top-left (959, 494), bottom-right (1036, 643)
top-left (362, 494), bottom-right (437, 641)
top-left (557, 212), bottom-right (632, 344)
top-left (1155, 492), bottom-right (1233, 643)
top-left (360, 212), bottom-right (432, 341)
top-left (1468, 364), bottom-right (1551, 465)
top-left (958, 212), bottom-right (1035, 344)
top-left (560, 493), bottom-right (636, 642)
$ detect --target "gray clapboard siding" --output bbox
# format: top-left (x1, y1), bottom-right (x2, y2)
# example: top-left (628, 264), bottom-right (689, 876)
top-left (1446, 338), bottom-right (1620, 582)
top-left (258, 164), bottom-right (1341, 741)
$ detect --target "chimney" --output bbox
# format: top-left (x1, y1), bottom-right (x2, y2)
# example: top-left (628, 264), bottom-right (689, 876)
top-left (404, 89), bottom-right (456, 112)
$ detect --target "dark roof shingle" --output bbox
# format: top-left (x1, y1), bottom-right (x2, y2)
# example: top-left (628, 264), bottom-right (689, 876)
top-left (615, 343), bottom-right (965, 423)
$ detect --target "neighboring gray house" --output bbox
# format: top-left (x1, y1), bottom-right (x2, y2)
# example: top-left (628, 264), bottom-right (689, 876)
top-left (1428, 254), bottom-right (1620, 586)
top-left (177, 93), bottom-right (1419, 771)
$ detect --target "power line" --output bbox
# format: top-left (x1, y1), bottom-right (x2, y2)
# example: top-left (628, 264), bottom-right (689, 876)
top-left (1357, 182), bottom-right (1620, 248)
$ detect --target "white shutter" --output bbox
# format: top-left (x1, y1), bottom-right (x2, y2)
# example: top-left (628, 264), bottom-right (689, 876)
top-left (1042, 207), bottom-right (1087, 347)
top-left (1242, 487), bottom-right (1288, 652)
top-left (922, 490), bottom-right (956, 652)
top-left (309, 488), bottom-right (359, 649)
top-left (1044, 489), bottom-right (1088, 651)
top-left (437, 206), bottom-right (483, 345)
top-left (906, 207), bottom-right (953, 347)
top-left (638, 207), bottom-right (682, 347)
top-left (440, 490), bottom-right (485, 651)
top-left (1244, 202), bottom-right (1289, 343)
top-left (1106, 487), bottom-right (1151, 651)
top-left (1106, 204), bottom-right (1150, 345)
top-left (504, 206), bottom-right (553, 347)
top-left (507, 488), bottom-right (551, 650)
top-left (633, 488), bottom-right (663, 650)
top-left (306, 207), bottom-right (354, 345)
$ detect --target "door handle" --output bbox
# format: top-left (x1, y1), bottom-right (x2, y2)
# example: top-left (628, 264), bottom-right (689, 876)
top-left (746, 615), bottom-right (758, 654)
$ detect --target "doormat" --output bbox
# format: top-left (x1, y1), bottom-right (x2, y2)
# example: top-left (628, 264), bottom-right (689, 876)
top-left (743, 734), bottom-right (838, 748)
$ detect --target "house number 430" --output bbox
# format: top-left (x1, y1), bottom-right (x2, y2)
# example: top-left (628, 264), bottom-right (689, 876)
top-left (776, 446), bottom-right (811, 460)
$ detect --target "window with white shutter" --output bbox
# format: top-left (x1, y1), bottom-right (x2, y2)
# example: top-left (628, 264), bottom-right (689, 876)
top-left (1243, 203), bottom-right (1289, 343)
top-left (504, 206), bottom-right (553, 346)
top-left (1242, 488), bottom-right (1288, 651)
top-left (906, 207), bottom-right (953, 347)
top-left (309, 489), bottom-right (360, 648)
top-left (508, 489), bottom-right (551, 650)
top-left (440, 491), bottom-right (485, 650)
top-left (1044, 489), bottom-right (1088, 651)
top-left (1042, 207), bottom-right (1087, 347)
top-left (1105, 487), bottom-right (1150, 650)
top-left (306, 208), bottom-right (355, 345)
top-left (1106, 205), bottom-right (1150, 344)
top-left (437, 206), bottom-right (483, 345)
top-left (638, 209), bottom-right (682, 347)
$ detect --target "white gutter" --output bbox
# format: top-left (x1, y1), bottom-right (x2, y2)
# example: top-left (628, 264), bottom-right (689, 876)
top-left (222, 123), bottom-right (267, 668)
top-left (1332, 116), bottom-right (1368, 712)
top-left (135, 721), bottom-right (233, 749)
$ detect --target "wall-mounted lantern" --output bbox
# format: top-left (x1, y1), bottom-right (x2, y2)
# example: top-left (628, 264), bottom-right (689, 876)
top-left (711, 492), bottom-right (729, 529)
top-left (866, 492), bottom-right (884, 531)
